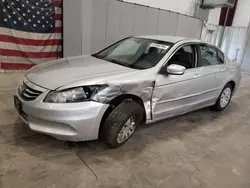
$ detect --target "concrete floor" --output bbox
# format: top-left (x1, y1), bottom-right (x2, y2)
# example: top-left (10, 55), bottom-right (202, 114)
top-left (1, 72), bottom-right (250, 188)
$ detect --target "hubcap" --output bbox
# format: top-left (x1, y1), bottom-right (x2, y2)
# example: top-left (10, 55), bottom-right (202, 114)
top-left (117, 116), bottom-right (136, 143)
top-left (220, 87), bottom-right (231, 108)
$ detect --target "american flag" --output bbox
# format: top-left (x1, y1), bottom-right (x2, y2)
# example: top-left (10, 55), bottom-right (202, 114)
top-left (0, 0), bottom-right (62, 70)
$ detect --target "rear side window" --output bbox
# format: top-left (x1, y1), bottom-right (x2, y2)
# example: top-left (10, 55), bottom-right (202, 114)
top-left (198, 45), bottom-right (221, 67)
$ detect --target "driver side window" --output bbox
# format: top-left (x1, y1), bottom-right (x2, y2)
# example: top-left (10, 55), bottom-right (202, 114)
top-left (168, 45), bottom-right (195, 69)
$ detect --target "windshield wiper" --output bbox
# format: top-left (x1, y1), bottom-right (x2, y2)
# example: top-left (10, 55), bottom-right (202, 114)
top-left (129, 64), bottom-right (143, 70)
top-left (93, 56), bottom-right (141, 69)
top-left (91, 54), bottom-right (102, 59)
top-left (105, 58), bottom-right (127, 67)
top-left (92, 55), bottom-right (124, 66)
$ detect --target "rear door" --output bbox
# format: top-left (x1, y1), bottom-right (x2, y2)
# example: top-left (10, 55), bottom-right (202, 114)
top-left (214, 49), bottom-right (230, 94)
top-left (196, 44), bottom-right (226, 102)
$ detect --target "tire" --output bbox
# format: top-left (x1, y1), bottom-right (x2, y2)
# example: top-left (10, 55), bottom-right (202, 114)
top-left (101, 99), bottom-right (144, 148)
top-left (213, 83), bottom-right (233, 111)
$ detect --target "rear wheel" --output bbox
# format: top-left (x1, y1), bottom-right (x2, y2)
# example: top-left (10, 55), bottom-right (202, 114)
top-left (213, 83), bottom-right (233, 111)
top-left (101, 99), bottom-right (144, 148)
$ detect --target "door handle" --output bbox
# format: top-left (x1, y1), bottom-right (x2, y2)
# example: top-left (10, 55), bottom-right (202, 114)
top-left (194, 73), bottom-right (199, 78)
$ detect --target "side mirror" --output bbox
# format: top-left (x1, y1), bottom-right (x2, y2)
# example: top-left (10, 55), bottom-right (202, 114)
top-left (167, 64), bottom-right (186, 75)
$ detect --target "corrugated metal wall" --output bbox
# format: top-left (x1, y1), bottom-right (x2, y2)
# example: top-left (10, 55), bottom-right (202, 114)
top-left (63, 0), bottom-right (203, 57)
top-left (221, 27), bottom-right (248, 63)
top-left (242, 27), bottom-right (250, 72)
top-left (201, 24), bottom-right (222, 46)
top-left (201, 23), bottom-right (248, 64)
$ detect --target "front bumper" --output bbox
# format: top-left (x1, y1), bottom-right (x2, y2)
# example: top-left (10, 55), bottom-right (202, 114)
top-left (15, 90), bottom-right (109, 141)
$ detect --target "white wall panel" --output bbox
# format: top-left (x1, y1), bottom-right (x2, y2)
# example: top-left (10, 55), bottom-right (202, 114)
top-left (176, 15), bottom-right (202, 38)
top-left (91, 0), bottom-right (108, 53)
top-left (242, 32), bottom-right (250, 72)
top-left (119, 2), bottom-right (135, 39)
top-left (63, 0), bottom-right (203, 57)
top-left (133, 5), bottom-right (148, 34)
top-left (157, 11), bottom-right (178, 36)
top-left (221, 27), bottom-right (247, 63)
top-left (63, 0), bottom-right (82, 57)
top-left (124, 0), bottom-right (196, 15)
top-left (133, 6), bottom-right (159, 35)
top-left (233, 0), bottom-right (250, 27)
top-left (124, 0), bottom-right (221, 26)
top-left (81, 0), bottom-right (93, 55)
top-left (105, 0), bottom-right (121, 46)
top-left (207, 8), bottom-right (221, 25)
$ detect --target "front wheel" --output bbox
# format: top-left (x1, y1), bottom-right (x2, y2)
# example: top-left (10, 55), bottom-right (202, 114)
top-left (101, 99), bottom-right (144, 148)
top-left (213, 83), bottom-right (233, 111)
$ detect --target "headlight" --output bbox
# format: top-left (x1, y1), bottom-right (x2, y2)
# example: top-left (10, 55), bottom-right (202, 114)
top-left (44, 85), bottom-right (107, 103)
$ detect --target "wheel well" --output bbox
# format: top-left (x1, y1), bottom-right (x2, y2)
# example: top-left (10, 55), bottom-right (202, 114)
top-left (99, 94), bottom-right (147, 138)
top-left (228, 81), bottom-right (236, 91)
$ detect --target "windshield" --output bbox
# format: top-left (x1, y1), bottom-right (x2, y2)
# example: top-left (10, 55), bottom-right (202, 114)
top-left (92, 37), bottom-right (173, 70)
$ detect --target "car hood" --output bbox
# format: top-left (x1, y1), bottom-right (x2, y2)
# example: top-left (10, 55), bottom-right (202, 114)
top-left (26, 55), bottom-right (136, 90)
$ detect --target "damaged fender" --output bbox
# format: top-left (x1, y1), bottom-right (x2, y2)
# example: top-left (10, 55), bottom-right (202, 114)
top-left (92, 80), bottom-right (155, 121)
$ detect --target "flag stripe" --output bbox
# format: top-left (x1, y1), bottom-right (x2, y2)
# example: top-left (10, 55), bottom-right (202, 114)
top-left (1, 56), bottom-right (55, 64)
top-left (1, 62), bottom-right (35, 70)
top-left (0, 49), bottom-right (61, 58)
top-left (54, 1), bottom-right (62, 8)
top-left (1, 42), bottom-right (62, 52)
top-left (55, 14), bottom-right (61, 20)
top-left (56, 20), bottom-right (61, 27)
top-left (56, 27), bottom-right (61, 33)
top-left (0, 27), bottom-right (61, 40)
top-left (55, 7), bottom-right (62, 14)
top-left (0, 34), bottom-right (61, 46)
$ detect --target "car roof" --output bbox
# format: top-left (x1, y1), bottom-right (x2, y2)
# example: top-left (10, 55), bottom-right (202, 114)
top-left (135, 35), bottom-right (201, 43)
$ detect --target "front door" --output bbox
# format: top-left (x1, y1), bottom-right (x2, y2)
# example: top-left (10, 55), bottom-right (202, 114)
top-left (152, 44), bottom-right (217, 121)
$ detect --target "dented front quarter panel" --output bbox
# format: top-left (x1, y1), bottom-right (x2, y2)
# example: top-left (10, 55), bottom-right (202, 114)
top-left (59, 69), bottom-right (157, 121)
top-left (109, 79), bottom-right (155, 121)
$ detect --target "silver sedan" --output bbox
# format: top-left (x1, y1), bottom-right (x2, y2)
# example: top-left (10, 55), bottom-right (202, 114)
top-left (14, 36), bottom-right (241, 148)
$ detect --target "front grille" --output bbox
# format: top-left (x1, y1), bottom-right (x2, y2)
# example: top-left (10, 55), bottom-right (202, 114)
top-left (19, 82), bottom-right (43, 101)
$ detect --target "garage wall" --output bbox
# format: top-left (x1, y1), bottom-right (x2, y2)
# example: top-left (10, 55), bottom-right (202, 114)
top-left (124, 0), bottom-right (221, 23)
top-left (242, 28), bottom-right (250, 72)
top-left (207, 8), bottom-right (221, 25)
top-left (233, 0), bottom-right (250, 27)
top-left (201, 23), bottom-right (248, 64)
top-left (124, 0), bottom-right (197, 16)
top-left (64, 0), bottom-right (203, 57)
top-left (201, 24), bottom-right (222, 47)
top-left (63, 0), bottom-right (82, 57)
top-left (221, 27), bottom-right (248, 63)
